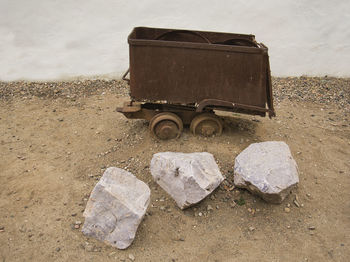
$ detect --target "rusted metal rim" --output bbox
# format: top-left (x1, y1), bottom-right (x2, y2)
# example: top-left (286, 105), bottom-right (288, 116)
top-left (150, 112), bottom-right (183, 140)
top-left (129, 39), bottom-right (265, 54)
top-left (155, 30), bottom-right (211, 44)
top-left (190, 113), bottom-right (223, 137)
top-left (213, 38), bottom-right (258, 47)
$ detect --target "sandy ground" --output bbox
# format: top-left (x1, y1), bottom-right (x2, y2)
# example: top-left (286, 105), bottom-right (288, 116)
top-left (0, 79), bottom-right (349, 262)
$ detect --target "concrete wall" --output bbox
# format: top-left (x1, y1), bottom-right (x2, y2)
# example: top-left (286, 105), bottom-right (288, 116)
top-left (0, 0), bottom-right (349, 81)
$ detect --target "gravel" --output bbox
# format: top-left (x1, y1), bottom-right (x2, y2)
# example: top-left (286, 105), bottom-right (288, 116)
top-left (272, 76), bottom-right (350, 111)
top-left (0, 79), bottom-right (129, 100)
top-left (0, 77), bottom-right (349, 111)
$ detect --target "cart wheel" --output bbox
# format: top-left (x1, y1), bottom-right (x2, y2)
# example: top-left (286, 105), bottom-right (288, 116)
top-left (190, 113), bottom-right (223, 137)
top-left (150, 112), bottom-right (183, 140)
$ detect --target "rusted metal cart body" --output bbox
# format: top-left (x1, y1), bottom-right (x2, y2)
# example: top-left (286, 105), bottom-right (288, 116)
top-left (117, 27), bottom-right (275, 139)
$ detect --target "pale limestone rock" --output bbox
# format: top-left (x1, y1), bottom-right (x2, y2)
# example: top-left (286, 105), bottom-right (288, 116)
top-left (150, 152), bottom-right (224, 209)
top-left (234, 141), bottom-right (299, 203)
top-left (82, 167), bottom-right (150, 249)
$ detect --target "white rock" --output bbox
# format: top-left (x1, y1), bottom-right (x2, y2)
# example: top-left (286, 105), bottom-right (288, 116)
top-left (82, 167), bottom-right (150, 249)
top-left (150, 152), bottom-right (224, 209)
top-left (234, 141), bottom-right (299, 204)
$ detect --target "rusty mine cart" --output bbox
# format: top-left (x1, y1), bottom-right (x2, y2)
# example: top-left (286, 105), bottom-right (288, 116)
top-left (117, 27), bottom-right (275, 140)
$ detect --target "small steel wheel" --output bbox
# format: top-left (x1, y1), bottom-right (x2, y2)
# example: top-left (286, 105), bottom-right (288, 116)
top-left (149, 112), bottom-right (183, 140)
top-left (190, 113), bottom-right (223, 137)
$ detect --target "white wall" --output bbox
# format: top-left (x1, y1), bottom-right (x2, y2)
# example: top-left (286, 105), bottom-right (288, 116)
top-left (0, 0), bottom-right (349, 81)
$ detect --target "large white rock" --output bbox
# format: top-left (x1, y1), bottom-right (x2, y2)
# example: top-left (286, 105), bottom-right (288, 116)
top-left (150, 152), bottom-right (224, 209)
top-left (234, 141), bottom-right (299, 204)
top-left (82, 167), bottom-right (150, 249)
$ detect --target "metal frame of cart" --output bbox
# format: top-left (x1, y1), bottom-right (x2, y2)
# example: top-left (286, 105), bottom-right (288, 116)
top-left (117, 27), bottom-right (275, 139)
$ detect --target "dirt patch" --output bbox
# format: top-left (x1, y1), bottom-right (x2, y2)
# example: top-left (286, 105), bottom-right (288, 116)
top-left (0, 78), bottom-right (349, 261)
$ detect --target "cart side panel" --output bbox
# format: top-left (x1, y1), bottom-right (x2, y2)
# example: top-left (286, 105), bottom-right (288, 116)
top-left (129, 44), bottom-right (267, 108)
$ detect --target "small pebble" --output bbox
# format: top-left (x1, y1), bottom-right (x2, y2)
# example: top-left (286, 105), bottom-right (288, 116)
top-left (308, 226), bottom-right (316, 230)
top-left (284, 207), bottom-right (291, 213)
top-left (128, 253), bottom-right (135, 261)
top-left (249, 226), bottom-right (255, 231)
top-left (207, 205), bottom-right (213, 211)
top-left (293, 199), bottom-right (300, 207)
